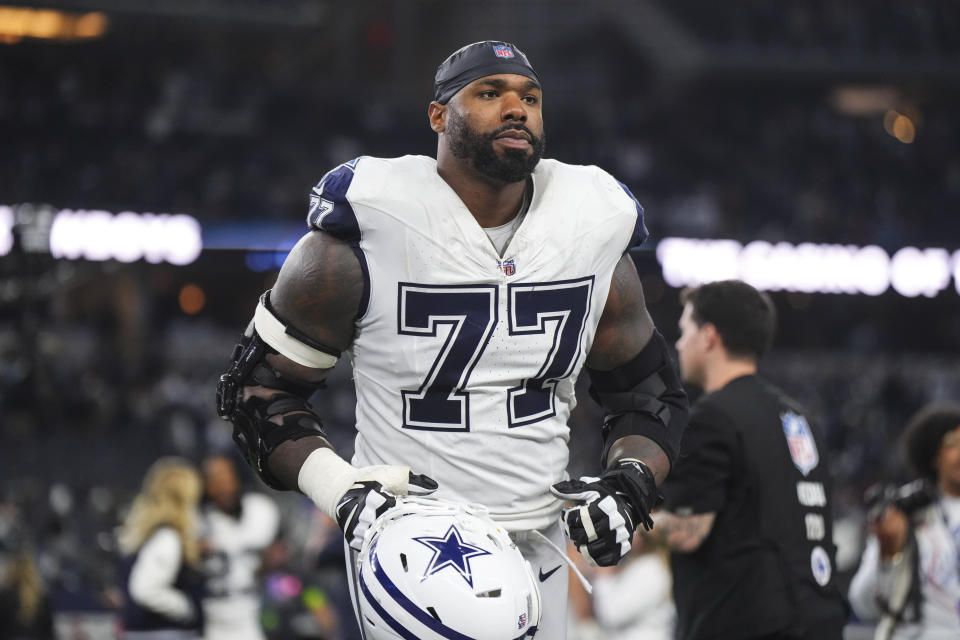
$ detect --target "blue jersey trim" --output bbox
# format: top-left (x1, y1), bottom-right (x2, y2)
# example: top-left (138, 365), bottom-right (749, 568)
top-left (307, 158), bottom-right (370, 318)
top-left (308, 158), bottom-right (362, 242)
top-left (616, 180), bottom-right (649, 248)
top-left (350, 246), bottom-right (371, 321)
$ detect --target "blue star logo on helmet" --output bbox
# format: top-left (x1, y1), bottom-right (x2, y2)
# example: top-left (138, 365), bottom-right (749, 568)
top-left (413, 525), bottom-right (491, 587)
top-left (492, 44), bottom-right (514, 59)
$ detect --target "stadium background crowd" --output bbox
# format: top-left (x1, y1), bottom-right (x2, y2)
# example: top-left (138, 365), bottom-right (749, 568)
top-left (1, 0), bottom-right (959, 637)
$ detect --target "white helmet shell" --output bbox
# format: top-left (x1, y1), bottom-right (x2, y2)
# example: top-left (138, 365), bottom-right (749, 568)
top-left (356, 498), bottom-right (542, 639)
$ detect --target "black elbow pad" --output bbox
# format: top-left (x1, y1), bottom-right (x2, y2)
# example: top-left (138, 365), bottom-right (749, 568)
top-left (588, 330), bottom-right (689, 466)
top-left (216, 327), bottom-right (328, 490)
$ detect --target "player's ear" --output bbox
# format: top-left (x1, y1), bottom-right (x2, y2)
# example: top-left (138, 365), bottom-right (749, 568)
top-left (702, 323), bottom-right (721, 351)
top-left (428, 101), bottom-right (447, 133)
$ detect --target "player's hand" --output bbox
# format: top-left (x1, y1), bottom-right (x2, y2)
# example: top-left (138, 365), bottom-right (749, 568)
top-left (550, 458), bottom-right (658, 566)
top-left (335, 472), bottom-right (438, 551)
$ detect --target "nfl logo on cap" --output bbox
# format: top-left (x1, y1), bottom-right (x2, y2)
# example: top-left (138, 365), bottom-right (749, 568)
top-left (493, 44), bottom-right (514, 59)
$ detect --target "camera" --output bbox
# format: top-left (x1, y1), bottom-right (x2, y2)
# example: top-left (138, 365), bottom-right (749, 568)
top-left (863, 479), bottom-right (936, 522)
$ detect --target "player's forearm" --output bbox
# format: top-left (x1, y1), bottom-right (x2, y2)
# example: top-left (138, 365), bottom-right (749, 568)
top-left (606, 434), bottom-right (670, 485)
top-left (266, 435), bottom-right (334, 489)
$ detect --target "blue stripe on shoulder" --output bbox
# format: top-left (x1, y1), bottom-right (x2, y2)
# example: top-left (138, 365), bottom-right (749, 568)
top-left (307, 157), bottom-right (362, 243)
top-left (306, 157), bottom-right (370, 319)
top-left (616, 180), bottom-right (650, 248)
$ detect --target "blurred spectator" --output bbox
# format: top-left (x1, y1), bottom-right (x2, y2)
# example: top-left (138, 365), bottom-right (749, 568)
top-left (199, 453), bottom-right (281, 640)
top-left (0, 513), bottom-right (54, 640)
top-left (590, 536), bottom-right (674, 640)
top-left (568, 535), bottom-right (674, 640)
top-left (298, 507), bottom-right (356, 640)
top-left (117, 457), bottom-right (204, 639)
top-left (848, 404), bottom-right (960, 639)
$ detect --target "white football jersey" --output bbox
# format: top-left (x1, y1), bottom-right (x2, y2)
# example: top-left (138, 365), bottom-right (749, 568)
top-left (310, 155), bottom-right (647, 531)
top-left (200, 492), bottom-right (280, 640)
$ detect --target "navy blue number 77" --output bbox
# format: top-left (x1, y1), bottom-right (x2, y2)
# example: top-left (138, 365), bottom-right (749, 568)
top-left (398, 278), bottom-right (592, 431)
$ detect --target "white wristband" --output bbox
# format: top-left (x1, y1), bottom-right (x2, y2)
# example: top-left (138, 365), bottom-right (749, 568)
top-left (297, 448), bottom-right (411, 519)
top-left (298, 449), bottom-right (360, 519)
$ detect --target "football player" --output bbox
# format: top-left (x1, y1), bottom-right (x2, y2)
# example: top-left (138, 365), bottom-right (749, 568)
top-left (218, 40), bottom-right (688, 638)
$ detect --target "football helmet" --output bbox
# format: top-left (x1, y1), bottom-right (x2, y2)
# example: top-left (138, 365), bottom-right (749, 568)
top-left (355, 497), bottom-right (541, 639)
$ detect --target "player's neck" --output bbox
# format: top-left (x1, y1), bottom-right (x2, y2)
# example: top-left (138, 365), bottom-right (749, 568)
top-left (703, 357), bottom-right (757, 393)
top-left (436, 158), bottom-right (528, 228)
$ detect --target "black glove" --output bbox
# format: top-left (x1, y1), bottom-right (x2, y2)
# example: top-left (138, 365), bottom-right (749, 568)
top-left (550, 458), bottom-right (658, 566)
top-left (335, 472), bottom-right (438, 551)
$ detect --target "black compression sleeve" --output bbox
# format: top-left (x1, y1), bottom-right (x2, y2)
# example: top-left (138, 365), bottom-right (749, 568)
top-left (587, 330), bottom-right (689, 465)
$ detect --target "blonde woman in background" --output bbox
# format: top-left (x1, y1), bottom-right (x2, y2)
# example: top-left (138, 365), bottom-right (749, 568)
top-left (0, 531), bottom-right (54, 639)
top-left (118, 457), bottom-right (204, 639)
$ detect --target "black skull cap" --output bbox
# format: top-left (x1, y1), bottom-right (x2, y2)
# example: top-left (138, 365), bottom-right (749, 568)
top-left (434, 41), bottom-right (541, 104)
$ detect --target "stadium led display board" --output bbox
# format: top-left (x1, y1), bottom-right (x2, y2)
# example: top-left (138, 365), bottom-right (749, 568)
top-left (656, 237), bottom-right (960, 298)
top-left (3, 205), bottom-right (958, 297)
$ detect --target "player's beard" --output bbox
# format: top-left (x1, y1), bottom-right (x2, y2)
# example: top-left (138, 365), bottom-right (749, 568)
top-left (447, 110), bottom-right (545, 183)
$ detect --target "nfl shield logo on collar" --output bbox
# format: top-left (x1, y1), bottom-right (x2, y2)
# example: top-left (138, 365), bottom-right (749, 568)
top-left (781, 411), bottom-right (819, 476)
top-left (492, 44), bottom-right (514, 59)
top-left (499, 258), bottom-right (516, 276)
